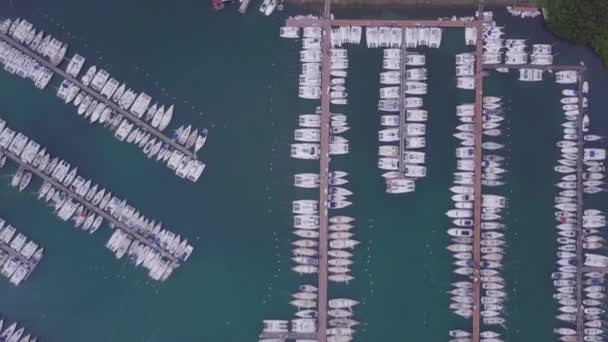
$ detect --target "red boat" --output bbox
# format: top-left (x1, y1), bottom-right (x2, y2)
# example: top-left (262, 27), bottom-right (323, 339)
top-left (211, 0), bottom-right (226, 10)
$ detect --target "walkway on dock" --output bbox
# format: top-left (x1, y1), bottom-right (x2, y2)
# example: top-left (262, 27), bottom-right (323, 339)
top-left (285, 18), bottom-right (476, 28)
top-left (575, 70), bottom-right (586, 342)
top-left (316, 0), bottom-right (332, 339)
top-left (259, 332), bottom-right (317, 340)
top-left (472, 2), bottom-right (485, 342)
top-left (0, 147), bottom-right (180, 266)
top-left (0, 32), bottom-right (197, 160)
top-left (483, 64), bottom-right (585, 71)
top-left (398, 30), bottom-right (407, 178)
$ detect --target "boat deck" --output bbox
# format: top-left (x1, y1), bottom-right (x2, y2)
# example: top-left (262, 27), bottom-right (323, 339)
top-left (0, 31), bottom-right (197, 160)
top-left (0, 147), bottom-right (181, 267)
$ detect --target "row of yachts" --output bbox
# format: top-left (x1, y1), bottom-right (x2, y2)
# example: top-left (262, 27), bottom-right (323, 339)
top-left (296, 28), bottom-right (351, 106)
top-left (261, 286), bottom-right (359, 342)
top-left (0, 319), bottom-right (40, 342)
top-left (0, 217), bottom-right (43, 286)
top-left (0, 38), bottom-right (53, 90)
top-left (513, 68), bottom-right (580, 84)
top-left (0, 17), bottom-right (207, 182)
top-left (261, 30), bottom-right (361, 342)
top-left (552, 83), bottom-right (608, 342)
top-left (455, 52), bottom-right (476, 90)
top-left (376, 47), bottom-right (428, 194)
top-left (365, 26), bottom-right (442, 49)
top-left (0, 117), bottom-right (192, 281)
top-left (446, 97), bottom-right (509, 342)
top-left (59, 78), bottom-right (206, 182)
top-left (280, 25), bottom-right (363, 48)
top-left (482, 25), bottom-right (554, 66)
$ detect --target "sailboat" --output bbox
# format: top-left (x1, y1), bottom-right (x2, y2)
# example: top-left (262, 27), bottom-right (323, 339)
top-left (194, 129), bottom-right (208, 153)
top-left (158, 105), bottom-right (173, 131)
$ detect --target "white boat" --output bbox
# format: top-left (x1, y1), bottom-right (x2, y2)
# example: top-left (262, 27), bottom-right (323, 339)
top-left (280, 27), bottom-right (300, 39)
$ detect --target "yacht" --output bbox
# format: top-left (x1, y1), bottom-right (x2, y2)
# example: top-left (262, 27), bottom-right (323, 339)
top-left (457, 77), bottom-right (475, 90)
top-left (405, 54), bottom-right (425, 66)
top-left (518, 68), bottom-right (543, 81)
top-left (404, 27), bottom-right (418, 48)
top-left (386, 178), bottom-right (415, 194)
top-left (555, 70), bottom-right (578, 84)
top-left (18, 172), bottom-right (31, 192)
top-left (455, 53), bottom-right (475, 65)
top-left (81, 66), bottom-right (96, 86)
top-left (280, 27), bottom-right (300, 39)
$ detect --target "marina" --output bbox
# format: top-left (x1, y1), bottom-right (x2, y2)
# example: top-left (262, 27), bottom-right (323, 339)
top-left (0, 20), bottom-right (207, 182)
top-left (275, 3), bottom-right (605, 342)
top-left (0, 118), bottom-right (194, 281)
top-left (0, 1), bottom-right (607, 341)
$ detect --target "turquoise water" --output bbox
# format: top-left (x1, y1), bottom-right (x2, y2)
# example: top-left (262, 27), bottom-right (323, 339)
top-left (0, 1), bottom-right (606, 341)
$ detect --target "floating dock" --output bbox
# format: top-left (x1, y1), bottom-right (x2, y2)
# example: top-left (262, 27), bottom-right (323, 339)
top-left (0, 146), bottom-right (181, 267)
top-left (258, 331), bottom-right (317, 340)
top-left (575, 70), bottom-right (586, 342)
top-left (285, 18), bottom-right (476, 28)
top-left (397, 32), bottom-right (407, 178)
top-left (0, 31), bottom-right (198, 160)
top-left (472, 6), bottom-right (484, 341)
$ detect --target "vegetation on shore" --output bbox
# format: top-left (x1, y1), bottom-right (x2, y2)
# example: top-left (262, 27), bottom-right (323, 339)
top-left (540, 0), bottom-right (608, 64)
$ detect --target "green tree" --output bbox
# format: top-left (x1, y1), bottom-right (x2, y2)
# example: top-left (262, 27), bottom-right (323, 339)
top-left (541, 0), bottom-right (608, 64)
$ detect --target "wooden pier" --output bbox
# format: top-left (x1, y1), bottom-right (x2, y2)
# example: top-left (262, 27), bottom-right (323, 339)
top-left (315, 0), bottom-right (332, 339)
top-left (472, 2), bottom-right (485, 342)
top-left (0, 146), bottom-right (180, 266)
top-left (0, 32), bottom-right (197, 160)
top-left (259, 331), bottom-right (318, 340)
top-left (575, 69), bottom-right (586, 342)
top-left (483, 64), bottom-right (585, 72)
top-left (285, 18), bottom-right (476, 28)
top-left (398, 31), bottom-right (407, 178)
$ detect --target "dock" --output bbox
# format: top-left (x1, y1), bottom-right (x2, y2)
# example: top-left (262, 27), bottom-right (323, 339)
top-left (315, 0), bottom-right (332, 339)
top-left (483, 64), bottom-right (585, 72)
top-left (0, 146), bottom-right (180, 267)
top-left (575, 69), bottom-right (586, 342)
top-left (258, 332), bottom-right (318, 340)
top-left (471, 2), bottom-right (484, 341)
top-left (285, 18), bottom-right (476, 28)
top-left (398, 31), bottom-right (407, 178)
top-left (0, 31), bottom-right (197, 160)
